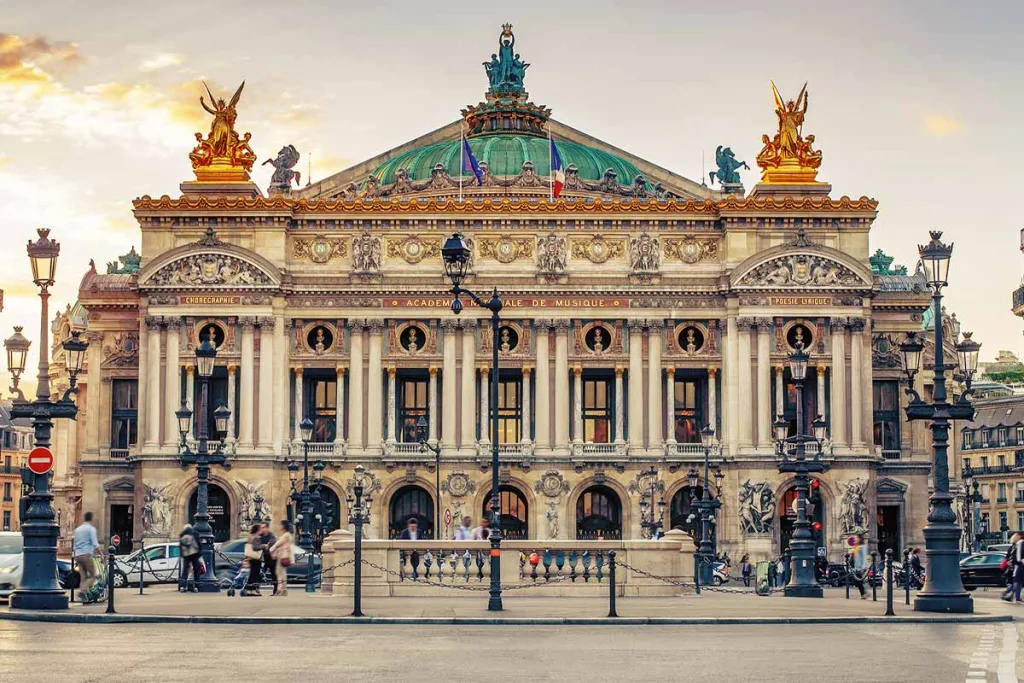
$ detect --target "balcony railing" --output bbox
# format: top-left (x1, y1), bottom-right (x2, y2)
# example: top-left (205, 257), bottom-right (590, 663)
top-left (474, 442), bottom-right (535, 462)
top-left (664, 442), bottom-right (708, 460)
top-left (998, 497), bottom-right (1008, 504)
top-left (109, 448), bottom-right (130, 460)
top-left (881, 450), bottom-right (902, 461)
top-left (1013, 284), bottom-right (1024, 311)
top-left (962, 464), bottom-right (1015, 478)
top-left (570, 442), bottom-right (628, 460)
top-left (288, 441), bottom-right (347, 459)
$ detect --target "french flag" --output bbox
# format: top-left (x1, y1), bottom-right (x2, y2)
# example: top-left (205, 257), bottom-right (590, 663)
top-left (550, 139), bottom-right (565, 198)
top-left (461, 137), bottom-right (483, 185)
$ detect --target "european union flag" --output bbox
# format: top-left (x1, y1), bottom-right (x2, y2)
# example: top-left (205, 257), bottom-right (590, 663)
top-left (461, 137), bottom-right (483, 186)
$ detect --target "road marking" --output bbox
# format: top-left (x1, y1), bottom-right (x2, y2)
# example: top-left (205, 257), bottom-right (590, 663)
top-left (997, 622), bottom-right (1018, 683)
top-left (968, 627), bottom-right (997, 683)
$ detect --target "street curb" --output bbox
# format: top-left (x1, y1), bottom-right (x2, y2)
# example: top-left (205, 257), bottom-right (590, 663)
top-left (0, 611), bottom-right (1013, 626)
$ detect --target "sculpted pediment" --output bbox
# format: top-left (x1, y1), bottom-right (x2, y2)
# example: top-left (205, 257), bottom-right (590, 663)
top-left (138, 231), bottom-right (281, 290)
top-left (732, 235), bottom-right (872, 290)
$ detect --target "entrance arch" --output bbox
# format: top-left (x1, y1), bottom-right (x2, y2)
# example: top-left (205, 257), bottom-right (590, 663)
top-left (669, 485), bottom-right (704, 547)
top-left (779, 479), bottom-right (826, 554)
top-left (482, 486), bottom-right (530, 539)
top-left (389, 485), bottom-right (435, 539)
top-left (188, 484), bottom-right (232, 543)
top-left (575, 485), bottom-right (622, 540)
top-left (312, 485), bottom-right (343, 551)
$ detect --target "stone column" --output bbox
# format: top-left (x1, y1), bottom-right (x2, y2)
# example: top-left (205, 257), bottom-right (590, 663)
top-left (723, 314), bottom-right (739, 452)
top-left (257, 318), bottom-right (275, 449)
top-left (272, 315), bottom-right (287, 454)
top-left (737, 318), bottom-right (754, 449)
top-left (775, 366), bottom-right (784, 421)
top-left (627, 320), bottom-right (644, 449)
top-left (348, 322), bottom-right (364, 449)
top-left (522, 366), bottom-right (532, 443)
top-left (647, 322), bottom-right (663, 449)
top-left (554, 320), bottom-right (570, 448)
top-left (830, 319), bottom-right (848, 449)
top-left (334, 367), bottom-right (346, 444)
top-left (386, 367), bottom-right (397, 443)
top-left (238, 318), bottom-right (255, 449)
top-left (441, 320), bottom-right (458, 447)
top-left (293, 367), bottom-right (304, 441)
top-left (572, 366), bottom-right (583, 443)
top-left (479, 368), bottom-right (490, 445)
top-left (707, 367), bottom-right (717, 430)
top-left (756, 318), bottom-right (772, 449)
top-left (816, 364), bottom-right (827, 422)
top-left (460, 321), bottom-right (477, 449)
top-left (534, 322), bottom-right (551, 449)
top-left (145, 318), bottom-right (162, 449)
top-left (849, 318), bottom-right (865, 447)
top-left (664, 367), bottom-right (676, 444)
top-left (366, 320), bottom-right (384, 449)
top-left (162, 319), bottom-right (181, 450)
top-left (84, 332), bottom-right (102, 456)
top-left (225, 365), bottom-right (237, 445)
top-left (137, 316), bottom-right (148, 449)
top-left (860, 317), bottom-right (874, 449)
top-left (428, 366), bottom-right (438, 443)
top-left (185, 365), bottom-right (195, 412)
top-left (614, 366), bottom-right (625, 444)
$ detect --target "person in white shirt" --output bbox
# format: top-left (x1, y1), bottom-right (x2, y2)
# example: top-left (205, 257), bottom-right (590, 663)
top-left (72, 512), bottom-right (101, 602)
top-left (454, 516), bottom-right (473, 541)
top-left (471, 517), bottom-right (491, 541)
top-left (398, 519), bottom-right (421, 540)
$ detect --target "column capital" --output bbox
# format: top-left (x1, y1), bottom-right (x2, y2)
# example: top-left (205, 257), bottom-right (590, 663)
top-left (646, 319), bottom-right (665, 332)
top-left (573, 365), bottom-right (583, 376)
top-left (440, 319), bottom-right (460, 332)
top-left (293, 366), bottom-right (304, 376)
top-left (239, 316), bottom-right (258, 330)
top-left (737, 317), bottom-right (758, 331)
top-left (665, 366), bottom-right (676, 377)
top-left (258, 316), bottom-right (276, 329)
top-left (615, 365), bottom-right (625, 377)
top-left (165, 317), bottom-right (183, 330)
top-left (707, 366), bottom-right (718, 377)
top-left (552, 318), bottom-right (571, 332)
top-left (522, 365), bottom-right (533, 376)
top-left (847, 317), bottom-right (867, 332)
top-left (816, 363), bottom-right (828, 372)
top-left (480, 366), bottom-right (490, 376)
top-left (367, 319), bottom-right (385, 334)
top-left (755, 317), bottom-right (773, 331)
top-left (829, 317), bottom-right (847, 333)
top-left (348, 318), bottom-right (365, 331)
top-left (84, 331), bottom-right (104, 344)
top-left (534, 319), bottom-right (553, 332)
top-left (144, 315), bottom-right (163, 330)
top-left (336, 365), bottom-right (347, 375)
top-left (459, 319), bottom-right (478, 331)
top-left (627, 319), bottom-right (646, 333)
top-left (775, 365), bottom-right (785, 375)
top-left (185, 365), bottom-right (195, 376)
top-left (428, 366), bottom-right (438, 377)
top-left (227, 364), bottom-right (237, 375)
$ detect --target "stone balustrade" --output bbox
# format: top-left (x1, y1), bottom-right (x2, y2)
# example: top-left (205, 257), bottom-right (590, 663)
top-left (321, 529), bottom-right (695, 597)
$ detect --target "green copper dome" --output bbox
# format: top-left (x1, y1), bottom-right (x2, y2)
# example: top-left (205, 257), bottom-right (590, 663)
top-left (371, 134), bottom-right (642, 185)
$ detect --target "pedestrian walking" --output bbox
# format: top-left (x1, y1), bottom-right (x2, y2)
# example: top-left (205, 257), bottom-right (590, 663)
top-left (1008, 533), bottom-right (1024, 602)
top-left (471, 517), bottom-right (491, 540)
top-left (259, 522), bottom-right (278, 595)
top-left (454, 515), bottom-right (473, 541)
top-left (399, 518), bottom-right (422, 540)
top-left (72, 512), bottom-right (101, 603)
top-left (776, 555), bottom-right (787, 587)
top-left (908, 547), bottom-right (923, 588)
top-left (243, 524), bottom-right (264, 596)
top-left (269, 520), bottom-right (294, 597)
top-left (850, 533), bottom-right (869, 599)
top-left (178, 524), bottom-right (202, 592)
top-left (740, 553), bottom-right (753, 587)
top-left (1000, 533), bottom-right (1021, 601)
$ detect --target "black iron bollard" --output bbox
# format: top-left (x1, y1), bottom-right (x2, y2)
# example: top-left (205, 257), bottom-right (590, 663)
top-left (885, 549), bottom-right (895, 616)
top-left (871, 551), bottom-right (878, 602)
top-left (607, 550), bottom-right (618, 618)
top-left (845, 552), bottom-right (851, 599)
top-left (693, 553), bottom-right (701, 595)
top-left (903, 548), bottom-right (911, 605)
top-left (105, 546), bottom-right (116, 614)
top-left (782, 548), bottom-right (791, 587)
top-left (139, 539), bottom-right (146, 595)
top-left (351, 513), bottom-right (364, 618)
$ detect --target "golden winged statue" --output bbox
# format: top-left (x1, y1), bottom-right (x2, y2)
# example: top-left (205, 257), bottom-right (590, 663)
top-left (189, 81), bottom-right (255, 181)
top-left (756, 81), bottom-right (823, 184)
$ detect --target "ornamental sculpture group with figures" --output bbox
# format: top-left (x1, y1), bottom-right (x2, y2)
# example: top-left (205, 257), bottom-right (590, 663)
top-left (189, 81), bottom-right (256, 182)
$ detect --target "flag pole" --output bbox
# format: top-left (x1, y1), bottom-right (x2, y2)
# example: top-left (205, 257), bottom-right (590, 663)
top-left (459, 124), bottom-right (464, 203)
top-left (548, 124), bottom-right (553, 202)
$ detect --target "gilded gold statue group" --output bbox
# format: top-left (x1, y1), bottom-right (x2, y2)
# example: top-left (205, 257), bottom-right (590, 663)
top-left (189, 81), bottom-right (256, 177)
top-left (756, 81), bottom-right (822, 181)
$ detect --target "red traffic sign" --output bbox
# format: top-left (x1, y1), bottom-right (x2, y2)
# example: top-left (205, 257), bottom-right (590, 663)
top-left (111, 535), bottom-right (121, 547)
top-left (443, 508), bottom-right (453, 527)
top-left (27, 447), bottom-right (54, 475)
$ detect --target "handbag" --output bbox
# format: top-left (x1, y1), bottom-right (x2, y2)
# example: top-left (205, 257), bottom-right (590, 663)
top-left (1001, 558), bottom-right (1010, 571)
top-left (280, 556), bottom-right (292, 567)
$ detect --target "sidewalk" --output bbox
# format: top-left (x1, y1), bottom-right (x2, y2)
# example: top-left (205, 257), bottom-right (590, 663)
top-left (0, 585), bottom-right (1016, 625)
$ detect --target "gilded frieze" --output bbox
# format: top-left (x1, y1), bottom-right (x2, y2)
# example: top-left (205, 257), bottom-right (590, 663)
top-left (479, 236), bottom-right (533, 263)
top-left (663, 236), bottom-right (719, 264)
top-left (570, 235), bottom-right (625, 264)
top-left (293, 235), bottom-right (348, 264)
top-left (385, 235), bottom-right (441, 264)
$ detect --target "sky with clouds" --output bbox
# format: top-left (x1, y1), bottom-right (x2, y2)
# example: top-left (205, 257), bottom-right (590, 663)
top-left (1, 0), bottom-right (1023, 391)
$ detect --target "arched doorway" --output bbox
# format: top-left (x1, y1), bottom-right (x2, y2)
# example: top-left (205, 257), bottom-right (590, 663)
top-left (483, 486), bottom-right (529, 539)
top-left (312, 486), bottom-right (343, 551)
top-left (188, 484), bottom-right (232, 543)
top-left (575, 485), bottom-right (622, 540)
top-left (779, 479), bottom-right (826, 555)
top-left (669, 486), bottom-right (704, 547)
top-left (389, 485), bottom-right (435, 539)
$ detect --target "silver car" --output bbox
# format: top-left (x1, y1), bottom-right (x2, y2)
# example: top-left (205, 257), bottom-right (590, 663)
top-left (0, 533), bottom-right (23, 599)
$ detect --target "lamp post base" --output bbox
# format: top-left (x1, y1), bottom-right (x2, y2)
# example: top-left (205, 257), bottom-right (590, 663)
top-left (9, 589), bottom-right (70, 610)
top-left (914, 593), bottom-right (973, 614)
top-left (195, 578), bottom-right (221, 593)
top-left (783, 583), bottom-right (823, 599)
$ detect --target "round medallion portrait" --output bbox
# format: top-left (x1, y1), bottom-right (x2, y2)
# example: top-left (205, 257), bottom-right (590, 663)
top-left (400, 325), bottom-right (427, 353)
top-left (498, 326), bottom-right (519, 352)
top-left (786, 324), bottom-right (813, 350)
top-left (307, 326), bottom-right (334, 354)
top-left (584, 325), bottom-right (612, 354)
top-left (678, 326), bottom-right (705, 354)
top-left (198, 323), bottom-right (225, 348)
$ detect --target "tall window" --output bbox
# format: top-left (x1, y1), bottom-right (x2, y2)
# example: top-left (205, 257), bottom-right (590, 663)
top-left (2, 482), bottom-right (11, 501)
top-left (110, 379), bottom-right (138, 449)
top-left (999, 427), bottom-right (1009, 444)
top-left (496, 374), bottom-right (522, 444)
top-left (779, 368), bottom-right (818, 437)
top-left (582, 374), bottom-right (612, 443)
top-left (2, 511), bottom-right (9, 531)
top-left (999, 511), bottom-right (1008, 532)
top-left (307, 375), bottom-right (337, 442)
top-left (194, 367), bottom-right (231, 439)
top-left (963, 430), bottom-right (974, 449)
top-left (872, 380), bottom-right (901, 453)
top-left (998, 483), bottom-right (1007, 502)
top-left (398, 374), bottom-right (428, 443)
top-left (999, 455), bottom-right (1006, 468)
top-left (1017, 427), bottom-right (1024, 444)
top-left (3, 456), bottom-right (10, 474)
top-left (1018, 511), bottom-right (1024, 530)
top-left (1016, 482), bottom-right (1024, 502)
top-left (673, 377), bottom-right (704, 443)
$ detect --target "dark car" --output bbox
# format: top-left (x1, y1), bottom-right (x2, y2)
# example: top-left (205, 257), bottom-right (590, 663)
top-left (214, 538), bottom-right (322, 586)
top-left (960, 552), bottom-right (1008, 590)
top-left (57, 558), bottom-right (79, 591)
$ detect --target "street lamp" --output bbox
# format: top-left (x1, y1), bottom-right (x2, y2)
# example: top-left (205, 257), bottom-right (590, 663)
top-left (416, 415), bottom-right (441, 539)
top-left (773, 342), bottom-right (828, 599)
top-left (441, 231), bottom-right (505, 611)
top-left (177, 329), bottom-right (231, 592)
top-left (347, 464), bottom-right (373, 617)
top-left (289, 416), bottom-right (325, 593)
top-left (8, 229), bottom-right (89, 610)
top-left (898, 230), bottom-right (977, 613)
top-left (632, 466), bottom-right (666, 540)
top-left (688, 425), bottom-right (723, 586)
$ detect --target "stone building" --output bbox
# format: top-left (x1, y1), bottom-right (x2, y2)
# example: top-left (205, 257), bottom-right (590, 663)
top-left (0, 403), bottom-right (33, 532)
top-left (42, 26), bottom-right (953, 562)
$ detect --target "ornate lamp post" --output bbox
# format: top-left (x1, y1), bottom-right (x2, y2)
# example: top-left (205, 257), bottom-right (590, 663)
top-left (898, 231), bottom-right (978, 613)
top-left (631, 466), bottom-right (666, 540)
top-left (441, 232), bottom-right (504, 611)
top-left (288, 417), bottom-right (326, 592)
top-left (688, 425), bottom-right (724, 586)
top-left (773, 342), bottom-right (829, 598)
top-left (176, 330), bottom-right (231, 592)
top-left (416, 415), bottom-right (442, 539)
top-left (7, 230), bottom-right (89, 610)
top-left (347, 464), bottom-right (373, 617)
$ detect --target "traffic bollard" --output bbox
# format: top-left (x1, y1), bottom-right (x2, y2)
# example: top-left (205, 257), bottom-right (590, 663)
top-left (106, 546), bottom-right (116, 614)
top-left (903, 548), bottom-right (911, 605)
top-left (885, 549), bottom-right (895, 616)
top-left (693, 554), bottom-right (701, 595)
top-left (139, 539), bottom-right (146, 595)
top-left (844, 552), bottom-right (851, 599)
top-left (607, 550), bottom-right (618, 618)
top-left (871, 551), bottom-right (877, 602)
top-left (782, 548), bottom-right (791, 587)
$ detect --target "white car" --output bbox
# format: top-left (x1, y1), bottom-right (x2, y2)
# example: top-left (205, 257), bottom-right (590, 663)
top-left (0, 532), bottom-right (23, 599)
top-left (112, 542), bottom-right (181, 588)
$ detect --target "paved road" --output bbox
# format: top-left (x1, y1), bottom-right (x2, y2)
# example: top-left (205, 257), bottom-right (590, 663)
top-left (0, 620), bottom-right (1019, 683)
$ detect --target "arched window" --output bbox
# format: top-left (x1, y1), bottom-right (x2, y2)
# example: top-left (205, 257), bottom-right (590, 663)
top-left (311, 486), bottom-right (343, 552)
top-left (779, 480), bottom-right (826, 554)
top-left (483, 486), bottom-right (529, 539)
top-left (389, 485), bottom-right (435, 539)
top-left (188, 484), bottom-right (232, 543)
top-left (669, 486), bottom-right (703, 545)
top-left (576, 485), bottom-right (622, 539)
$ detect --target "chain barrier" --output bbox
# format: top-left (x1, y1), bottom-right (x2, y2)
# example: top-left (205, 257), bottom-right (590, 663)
top-left (358, 558), bottom-right (573, 592)
top-left (614, 558), bottom-right (785, 595)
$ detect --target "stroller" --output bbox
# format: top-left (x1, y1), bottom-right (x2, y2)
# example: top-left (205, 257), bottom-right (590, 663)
top-left (225, 559), bottom-right (249, 597)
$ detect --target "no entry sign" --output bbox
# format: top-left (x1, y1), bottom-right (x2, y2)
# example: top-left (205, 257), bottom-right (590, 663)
top-left (27, 447), bottom-right (54, 475)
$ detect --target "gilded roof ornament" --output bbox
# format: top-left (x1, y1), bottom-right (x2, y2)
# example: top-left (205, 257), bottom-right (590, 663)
top-left (189, 81), bottom-right (256, 182)
top-left (755, 81), bottom-right (824, 185)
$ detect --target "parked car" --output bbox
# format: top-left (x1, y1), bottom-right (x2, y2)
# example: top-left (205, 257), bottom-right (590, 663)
top-left (214, 538), bottom-right (321, 585)
top-left (112, 542), bottom-right (181, 588)
top-left (57, 558), bottom-right (79, 591)
top-left (711, 563), bottom-right (729, 586)
top-left (0, 533), bottom-right (79, 598)
top-left (960, 552), bottom-right (1008, 590)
